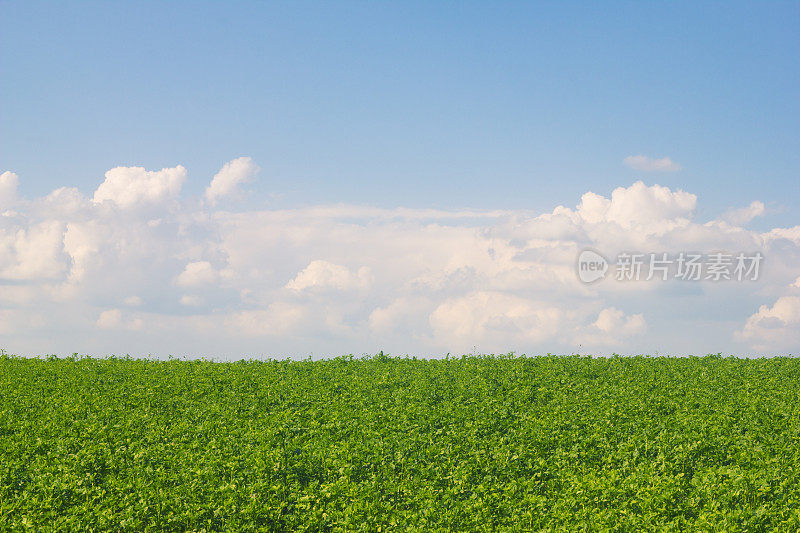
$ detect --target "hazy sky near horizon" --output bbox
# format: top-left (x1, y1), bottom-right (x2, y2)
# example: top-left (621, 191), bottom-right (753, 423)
top-left (1, 2), bottom-right (798, 358)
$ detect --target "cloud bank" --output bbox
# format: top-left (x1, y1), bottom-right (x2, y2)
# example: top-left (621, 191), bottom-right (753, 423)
top-left (1, 160), bottom-right (797, 358)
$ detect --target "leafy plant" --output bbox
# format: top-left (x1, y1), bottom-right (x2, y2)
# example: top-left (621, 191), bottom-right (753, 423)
top-left (1, 354), bottom-right (798, 531)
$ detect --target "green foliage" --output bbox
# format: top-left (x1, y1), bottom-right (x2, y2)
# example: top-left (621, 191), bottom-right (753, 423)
top-left (1, 354), bottom-right (799, 531)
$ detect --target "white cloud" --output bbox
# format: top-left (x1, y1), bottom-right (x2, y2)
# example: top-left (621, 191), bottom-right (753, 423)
top-left (0, 168), bottom-right (798, 358)
top-left (736, 296), bottom-right (800, 351)
top-left (286, 260), bottom-right (372, 292)
top-left (96, 309), bottom-right (143, 331)
top-left (574, 307), bottom-right (648, 353)
top-left (567, 180), bottom-right (696, 233)
top-left (205, 157), bottom-right (259, 206)
top-left (96, 309), bottom-right (123, 329)
top-left (603, 181), bottom-right (695, 229)
top-left (0, 220), bottom-right (68, 280)
top-left (124, 296), bottom-right (143, 306)
top-left (0, 171), bottom-right (19, 209)
top-left (623, 155), bottom-right (682, 172)
top-left (575, 192), bottom-right (610, 224)
top-left (0, 309), bottom-right (46, 336)
top-left (761, 226), bottom-right (800, 245)
top-left (592, 307), bottom-right (647, 338)
top-left (226, 302), bottom-right (310, 337)
top-left (721, 201), bottom-right (765, 226)
top-left (429, 291), bottom-right (567, 351)
top-left (176, 261), bottom-right (219, 287)
top-left (180, 295), bottom-right (204, 306)
top-left (38, 187), bottom-right (89, 217)
top-left (62, 220), bottom-right (104, 283)
top-left (369, 296), bottom-right (433, 337)
top-left (93, 165), bottom-right (186, 208)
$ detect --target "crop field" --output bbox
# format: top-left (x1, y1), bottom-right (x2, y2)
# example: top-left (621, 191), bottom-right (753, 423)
top-left (1, 353), bottom-right (799, 531)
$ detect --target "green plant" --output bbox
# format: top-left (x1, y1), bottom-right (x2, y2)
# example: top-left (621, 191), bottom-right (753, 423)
top-left (1, 354), bottom-right (798, 531)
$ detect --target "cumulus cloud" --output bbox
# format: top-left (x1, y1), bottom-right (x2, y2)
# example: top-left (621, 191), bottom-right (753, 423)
top-left (369, 296), bottom-right (433, 338)
top-left (0, 220), bottom-right (69, 280)
top-left (93, 165), bottom-right (186, 208)
top-left (0, 165), bottom-right (797, 357)
top-left (574, 307), bottom-right (648, 353)
top-left (39, 187), bottom-right (88, 217)
top-left (762, 226), bottom-right (800, 244)
top-left (96, 309), bottom-right (143, 331)
top-left (429, 292), bottom-right (567, 351)
top-left (595, 308), bottom-right (645, 334)
top-left (286, 260), bottom-right (372, 292)
top-left (177, 261), bottom-right (219, 287)
top-left (721, 201), bottom-right (766, 226)
top-left (205, 157), bottom-right (259, 206)
top-left (567, 180), bottom-right (696, 233)
top-left (227, 302), bottom-right (311, 337)
top-left (736, 296), bottom-right (800, 351)
top-left (0, 171), bottom-right (19, 209)
top-left (623, 155), bottom-right (682, 172)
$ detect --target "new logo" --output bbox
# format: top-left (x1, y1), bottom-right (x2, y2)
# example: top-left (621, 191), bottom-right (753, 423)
top-left (577, 249), bottom-right (609, 283)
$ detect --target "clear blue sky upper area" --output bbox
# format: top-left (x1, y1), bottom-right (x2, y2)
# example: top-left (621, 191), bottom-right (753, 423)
top-left (1, 1), bottom-right (797, 226)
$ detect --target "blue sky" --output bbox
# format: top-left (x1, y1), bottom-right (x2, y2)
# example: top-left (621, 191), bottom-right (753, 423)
top-left (2, 1), bottom-right (798, 223)
top-left (0, 2), bottom-right (798, 358)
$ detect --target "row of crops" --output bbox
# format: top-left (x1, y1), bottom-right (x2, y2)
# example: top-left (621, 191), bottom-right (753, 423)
top-left (1, 352), bottom-right (799, 531)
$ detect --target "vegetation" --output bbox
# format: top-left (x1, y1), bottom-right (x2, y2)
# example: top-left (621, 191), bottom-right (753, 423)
top-left (1, 352), bottom-right (799, 531)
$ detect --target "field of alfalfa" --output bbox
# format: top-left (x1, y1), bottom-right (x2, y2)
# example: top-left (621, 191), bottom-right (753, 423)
top-left (1, 352), bottom-right (799, 531)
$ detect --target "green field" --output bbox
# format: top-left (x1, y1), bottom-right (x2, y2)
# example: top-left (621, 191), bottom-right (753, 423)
top-left (1, 353), bottom-right (799, 531)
